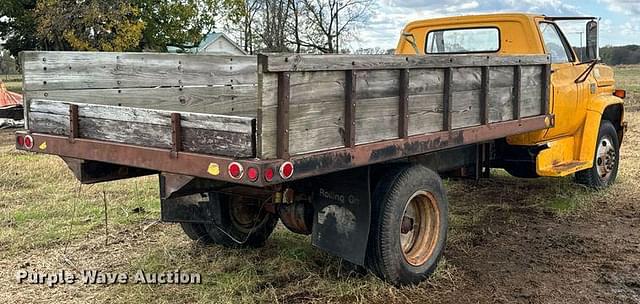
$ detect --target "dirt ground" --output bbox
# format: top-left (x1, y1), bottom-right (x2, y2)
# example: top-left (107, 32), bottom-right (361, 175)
top-left (1, 111), bottom-right (639, 303)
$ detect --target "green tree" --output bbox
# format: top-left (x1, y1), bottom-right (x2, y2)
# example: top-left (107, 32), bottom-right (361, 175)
top-left (34, 0), bottom-right (144, 51)
top-left (0, 0), bottom-right (39, 57)
top-left (134, 0), bottom-right (244, 51)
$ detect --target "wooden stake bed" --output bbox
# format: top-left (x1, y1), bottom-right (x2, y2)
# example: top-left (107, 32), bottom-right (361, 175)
top-left (18, 51), bottom-right (552, 185)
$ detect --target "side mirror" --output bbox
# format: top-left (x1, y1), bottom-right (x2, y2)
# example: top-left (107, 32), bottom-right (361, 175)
top-left (585, 20), bottom-right (599, 61)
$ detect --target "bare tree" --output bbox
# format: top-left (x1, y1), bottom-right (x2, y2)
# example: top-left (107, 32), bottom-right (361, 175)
top-left (240, 0), bottom-right (261, 54)
top-left (259, 0), bottom-right (290, 52)
top-left (298, 0), bottom-right (372, 53)
top-left (226, 0), bottom-right (372, 54)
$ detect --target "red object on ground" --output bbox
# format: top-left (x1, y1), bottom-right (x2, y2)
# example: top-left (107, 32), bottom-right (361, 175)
top-left (0, 80), bottom-right (23, 108)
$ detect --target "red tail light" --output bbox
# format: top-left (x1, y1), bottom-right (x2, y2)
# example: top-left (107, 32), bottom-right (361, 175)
top-left (16, 135), bottom-right (24, 147)
top-left (279, 162), bottom-right (294, 179)
top-left (23, 135), bottom-right (34, 149)
top-left (228, 162), bottom-right (244, 180)
top-left (247, 167), bottom-right (259, 182)
top-left (264, 167), bottom-right (274, 182)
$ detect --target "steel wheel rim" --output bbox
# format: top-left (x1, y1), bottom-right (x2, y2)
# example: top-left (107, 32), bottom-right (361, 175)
top-left (595, 136), bottom-right (616, 180)
top-left (228, 196), bottom-right (264, 232)
top-left (400, 190), bottom-right (441, 267)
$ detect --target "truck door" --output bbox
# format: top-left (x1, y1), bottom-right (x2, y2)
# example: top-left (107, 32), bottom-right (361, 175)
top-left (538, 22), bottom-right (582, 139)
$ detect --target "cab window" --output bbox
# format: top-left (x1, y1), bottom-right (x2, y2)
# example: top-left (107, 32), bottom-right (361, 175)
top-left (425, 28), bottom-right (500, 54)
top-left (538, 22), bottom-right (574, 64)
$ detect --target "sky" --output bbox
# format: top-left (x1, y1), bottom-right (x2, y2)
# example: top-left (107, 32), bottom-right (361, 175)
top-left (353, 0), bottom-right (640, 51)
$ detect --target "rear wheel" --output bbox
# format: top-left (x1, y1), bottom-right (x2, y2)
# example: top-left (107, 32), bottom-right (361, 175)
top-left (575, 120), bottom-right (620, 189)
top-left (203, 193), bottom-right (278, 248)
top-left (180, 222), bottom-right (213, 243)
top-left (367, 165), bottom-right (448, 285)
top-left (179, 193), bottom-right (278, 248)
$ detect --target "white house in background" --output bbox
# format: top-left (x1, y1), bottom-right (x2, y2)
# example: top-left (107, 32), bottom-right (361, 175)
top-left (167, 33), bottom-right (247, 55)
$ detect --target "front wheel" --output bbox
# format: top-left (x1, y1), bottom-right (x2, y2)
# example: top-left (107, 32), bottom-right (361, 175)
top-left (575, 120), bottom-right (620, 189)
top-left (367, 165), bottom-right (449, 285)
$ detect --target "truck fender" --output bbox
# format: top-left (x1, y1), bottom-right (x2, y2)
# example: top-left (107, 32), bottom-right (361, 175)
top-left (579, 96), bottom-right (625, 163)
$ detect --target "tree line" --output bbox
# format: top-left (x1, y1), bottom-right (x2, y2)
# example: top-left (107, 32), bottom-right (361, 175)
top-left (0, 0), bottom-right (373, 58)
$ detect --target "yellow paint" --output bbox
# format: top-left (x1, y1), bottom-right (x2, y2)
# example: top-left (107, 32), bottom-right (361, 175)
top-left (207, 163), bottom-right (220, 176)
top-left (396, 13), bottom-right (625, 177)
top-left (39, 141), bottom-right (47, 150)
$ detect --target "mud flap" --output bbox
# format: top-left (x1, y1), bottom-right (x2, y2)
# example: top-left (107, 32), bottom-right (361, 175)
top-left (311, 167), bottom-right (371, 265)
top-left (159, 173), bottom-right (223, 224)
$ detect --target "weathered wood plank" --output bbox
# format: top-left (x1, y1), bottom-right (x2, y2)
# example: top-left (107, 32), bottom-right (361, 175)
top-left (356, 96), bottom-right (399, 144)
top-left (256, 69), bottom-right (278, 158)
top-left (30, 99), bottom-right (254, 133)
top-left (355, 70), bottom-right (400, 99)
top-left (24, 85), bottom-right (258, 116)
top-left (450, 68), bottom-right (483, 129)
top-left (407, 93), bottom-right (444, 136)
top-left (487, 66), bottom-right (514, 123)
top-left (487, 87), bottom-right (514, 122)
top-left (29, 112), bottom-right (254, 157)
top-left (521, 66), bottom-right (544, 117)
top-left (23, 51), bottom-right (258, 91)
top-left (408, 68), bottom-right (445, 95)
top-left (289, 71), bottom-right (345, 105)
top-left (289, 101), bottom-right (345, 155)
top-left (261, 53), bottom-right (551, 72)
top-left (28, 100), bottom-right (255, 157)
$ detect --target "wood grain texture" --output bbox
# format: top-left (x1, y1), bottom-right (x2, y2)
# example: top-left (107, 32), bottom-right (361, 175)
top-left (25, 85), bottom-right (258, 116)
top-left (488, 67), bottom-right (515, 123)
top-left (262, 53), bottom-right (551, 72)
top-left (520, 66), bottom-right (543, 117)
top-left (450, 68), bottom-right (481, 129)
top-left (29, 100), bottom-right (255, 157)
top-left (256, 71), bottom-right (278, 158)
top-left (355, 70), bottom-right (400, 144)
top-left (408, 69), bottom-right (445, 135)
top-left (23, 51), bottom-right (258, 91)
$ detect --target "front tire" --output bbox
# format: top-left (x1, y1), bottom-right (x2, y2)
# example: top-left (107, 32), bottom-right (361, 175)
top-left (367, 165), bottom-right (449, 285)
top-left (575, 120), bottom-right (620, 189)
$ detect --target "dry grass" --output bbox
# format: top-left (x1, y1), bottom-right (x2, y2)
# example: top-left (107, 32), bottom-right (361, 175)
top-left (1, 75), bottom-right (22, 94)
top-left (614, 65), bottom-right (640, 109)
top-left (0, 66), bottom-right (638, 303)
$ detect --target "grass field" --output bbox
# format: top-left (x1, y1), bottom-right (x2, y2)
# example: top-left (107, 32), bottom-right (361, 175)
top-left (1, 75), bottom-right (22, 94)
top-left (0, 66), bottom-right (639, 303)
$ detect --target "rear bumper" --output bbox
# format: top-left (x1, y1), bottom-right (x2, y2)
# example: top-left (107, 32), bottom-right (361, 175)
top-left (15, 131), bottom-right (283, 187)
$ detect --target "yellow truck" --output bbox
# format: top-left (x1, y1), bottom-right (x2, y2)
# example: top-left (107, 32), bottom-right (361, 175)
top-left (15, 13), bottom-right (626, 285)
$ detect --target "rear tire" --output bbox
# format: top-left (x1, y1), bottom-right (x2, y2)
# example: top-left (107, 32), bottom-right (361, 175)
top-left (180, 222), bottom-right (214, 243)
top-left (575, 120), bottom-right (620, 189)
top-left (204, 193), bottom-right (278, 248)
top-left (366, 165), bottom-right (448, 285)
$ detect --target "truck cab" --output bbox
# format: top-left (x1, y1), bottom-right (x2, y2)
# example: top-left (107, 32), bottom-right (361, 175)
top-left (397, 13), bottom-right (626, 185)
